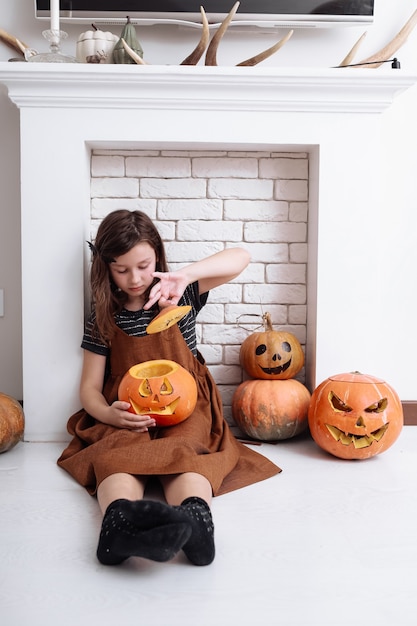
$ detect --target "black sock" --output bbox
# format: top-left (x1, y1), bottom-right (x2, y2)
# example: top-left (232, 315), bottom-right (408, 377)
top-left (176, 497), bottom-right (215, 566)
top-left (97, 499), bottom-right (192, 566)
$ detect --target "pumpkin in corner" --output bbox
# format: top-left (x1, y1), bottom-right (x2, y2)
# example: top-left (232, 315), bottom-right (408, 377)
top-left (0, 392), bottom-right (25, 453)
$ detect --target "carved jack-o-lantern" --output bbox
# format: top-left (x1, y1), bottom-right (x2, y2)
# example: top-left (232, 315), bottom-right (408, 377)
top-left (308, 372), bottom-right (403, 460)
top-left (239, 312), bottom-right (305, 380)
top-left (118, 359), bottom-right (197, 427)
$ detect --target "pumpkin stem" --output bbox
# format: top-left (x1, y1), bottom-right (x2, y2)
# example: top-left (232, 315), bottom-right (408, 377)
top-left (262, 312), bottom-right (274, 332)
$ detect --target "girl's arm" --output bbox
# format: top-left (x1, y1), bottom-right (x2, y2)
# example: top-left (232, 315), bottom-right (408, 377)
top-left (182, 247), bottom-right (251, 295)
top-left (145, 247), bottom-right (250, 309)
top-left (79, 350), bottom-right (156, 431)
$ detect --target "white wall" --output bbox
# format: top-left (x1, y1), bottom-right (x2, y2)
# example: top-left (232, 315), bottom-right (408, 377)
top-left (1, 0), bottom-right (417, 401)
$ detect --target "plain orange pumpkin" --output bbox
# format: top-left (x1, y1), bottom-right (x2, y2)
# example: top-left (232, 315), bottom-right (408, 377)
top-left (308, 372), bottom-right (403, 460)
top-left (239, 312), bottom-right (304, 380)
top-left (0, 392), bottom-right (25, 453)
top-left (118, 359), bottom-right (197, 427)
top-left (232, 378), bottom-right (311, 441)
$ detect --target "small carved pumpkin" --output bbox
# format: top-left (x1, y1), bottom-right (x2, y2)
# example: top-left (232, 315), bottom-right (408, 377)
top-left (0, 392), bottom-right (25, 453)
top-left (308, 372), bottom-right (403, 460)
top-left (118, 359), bottom-right (197, 427)
top-left (239, 312), bottom-right (304, 380)
top-left (232, 378), bottom-right (311, 441)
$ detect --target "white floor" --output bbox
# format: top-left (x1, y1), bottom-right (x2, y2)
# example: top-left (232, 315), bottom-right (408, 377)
top-left (1, 427), bottom-right (417, 626)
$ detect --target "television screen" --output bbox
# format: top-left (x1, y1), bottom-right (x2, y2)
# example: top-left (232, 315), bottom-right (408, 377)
top-left (35, 1), bottom-right (375, 28)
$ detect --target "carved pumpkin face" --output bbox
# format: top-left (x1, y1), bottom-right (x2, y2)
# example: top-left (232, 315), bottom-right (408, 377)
top-left (240, 312), bottom-right (304, 380)
top-left (308, 372), bottom-right (403, 460)
top-left (118, 359), bottom-right (197, 427)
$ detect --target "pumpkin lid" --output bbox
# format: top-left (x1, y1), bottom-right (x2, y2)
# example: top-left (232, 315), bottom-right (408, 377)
top-left (328, 372), bottom-right (385, 384)
top-left (146, 305), bottom-right (191, 335)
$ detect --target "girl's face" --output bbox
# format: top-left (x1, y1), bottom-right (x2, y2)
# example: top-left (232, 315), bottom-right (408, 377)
top-left (109, 242), bottom-right (157, 309)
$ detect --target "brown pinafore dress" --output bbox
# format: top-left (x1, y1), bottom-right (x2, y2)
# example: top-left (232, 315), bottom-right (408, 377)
top-left (57, 322), bottom-right (281, 496)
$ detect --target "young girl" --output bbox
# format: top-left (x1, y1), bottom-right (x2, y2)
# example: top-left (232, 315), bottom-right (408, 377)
top-left (58, 209), bottom-right (280, 567)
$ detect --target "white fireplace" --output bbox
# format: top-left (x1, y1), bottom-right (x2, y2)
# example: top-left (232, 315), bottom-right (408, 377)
top-left (0, 63), bottom-right (415, 441)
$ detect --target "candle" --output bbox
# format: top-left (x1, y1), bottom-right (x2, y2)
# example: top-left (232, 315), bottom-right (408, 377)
top-left (50, 0), bottom-right (60, 33)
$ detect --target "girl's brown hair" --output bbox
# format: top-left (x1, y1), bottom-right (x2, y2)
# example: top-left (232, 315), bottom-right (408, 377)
top-left (89, 210), bottom-right (168, 344)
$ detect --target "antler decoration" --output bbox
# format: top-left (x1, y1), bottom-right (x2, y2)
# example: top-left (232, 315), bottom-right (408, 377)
top-left (338, 31), bottom-right (368, 67)
top-left (204, 1), bottom-right (240, 66)
top-left (339, 8), bottom-right (417, 68)
top-left (0, 27), bottom-right (27, 56)
top-left (122, 2), bottom-right (292, 67)
top-left (181, 6), bottom-right (210, 65)
top-left (236, 30), bottom-right (293, 67)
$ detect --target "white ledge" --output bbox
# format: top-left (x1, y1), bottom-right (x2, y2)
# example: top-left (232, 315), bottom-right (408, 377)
top-left (0, 63), bottom-right (416, 114)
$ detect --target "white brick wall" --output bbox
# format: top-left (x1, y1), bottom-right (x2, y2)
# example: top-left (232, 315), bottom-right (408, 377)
top-left (91, 150), bottom-right (309, 423)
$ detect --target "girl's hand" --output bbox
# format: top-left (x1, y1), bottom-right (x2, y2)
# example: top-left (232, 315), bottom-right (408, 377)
top-left (105, 400), bottom-right (156, 432)
top-left (144, 271), bottom-right (189, 310)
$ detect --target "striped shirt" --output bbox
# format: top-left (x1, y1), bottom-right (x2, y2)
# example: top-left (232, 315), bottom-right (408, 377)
top-left (81, 281), bottom-right (208, 358)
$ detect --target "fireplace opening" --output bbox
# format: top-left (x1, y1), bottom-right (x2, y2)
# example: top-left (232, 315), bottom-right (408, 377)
top-left (90, 148), bottom-right (309, 423)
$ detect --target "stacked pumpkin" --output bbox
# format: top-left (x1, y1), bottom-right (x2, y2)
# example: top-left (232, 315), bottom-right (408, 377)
top-left (232, 312), bottom-right (311, 441)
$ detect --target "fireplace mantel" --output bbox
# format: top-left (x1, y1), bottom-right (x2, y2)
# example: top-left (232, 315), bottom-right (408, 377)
top-left (0, 63), bottom-right (415, 113)
top-left (1, 63), bottom-right (416, 441)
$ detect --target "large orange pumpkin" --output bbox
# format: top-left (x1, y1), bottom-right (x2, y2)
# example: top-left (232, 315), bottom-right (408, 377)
top-left (308, 372), bottom-right (403, 460)
top-left (0, 392), bottom-right (25, 453)
top-left (232, 378), bottom-right (311, 441)
top-left (239, 312), bottom-right (304, 380)
top-left (118, 359), bottom-right (197, 427)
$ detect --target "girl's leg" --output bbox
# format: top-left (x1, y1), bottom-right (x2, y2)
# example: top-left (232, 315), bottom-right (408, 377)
top-left (97, 472), bottom-right (147, 513)
top-left (96, 472), bottom-right (192, 566)
top-left (160, 472), bottom-right (215, 566)
top-left (159, 471), bottom-right (212, 506)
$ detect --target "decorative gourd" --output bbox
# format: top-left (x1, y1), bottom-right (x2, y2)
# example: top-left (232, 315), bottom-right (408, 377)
top-left (239, 312), bottom-right (304, 380)
top-left (146, 305), bottom-right (191, 334)
top-left (232, 378), bottom-right (311, 441)
top-left (308, 372), bottom-right (403, 460)
top-left (0, 392), bottom-right (25, 453)
top-left (113, 16), bottom-right (143, 64)
top-left (118, 359), bottom-right (197, 427)
top-left (76, 27), bottom-right (119, 63)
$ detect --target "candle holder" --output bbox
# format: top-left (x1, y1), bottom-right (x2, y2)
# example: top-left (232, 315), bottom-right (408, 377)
top-left (27, 30), bottom-right (78, 63)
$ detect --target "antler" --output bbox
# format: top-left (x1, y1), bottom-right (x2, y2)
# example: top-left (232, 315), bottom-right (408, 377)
top-left (339, 8), bottom-right (417, 68)
top-left (0, 27), bottom-right (27, 55)
top-left (338, 31), bottom-right (367, 67)
top-left (121, 38), bottom-right (147, 64)
top-left (205, 1), bottom-right (292, 67)
top-left (205, 1), bottom-right (240, 66)
top-left (181, 6), bottom-right (210, 65)
top-left (237, 30), bottom-right (293, 67)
